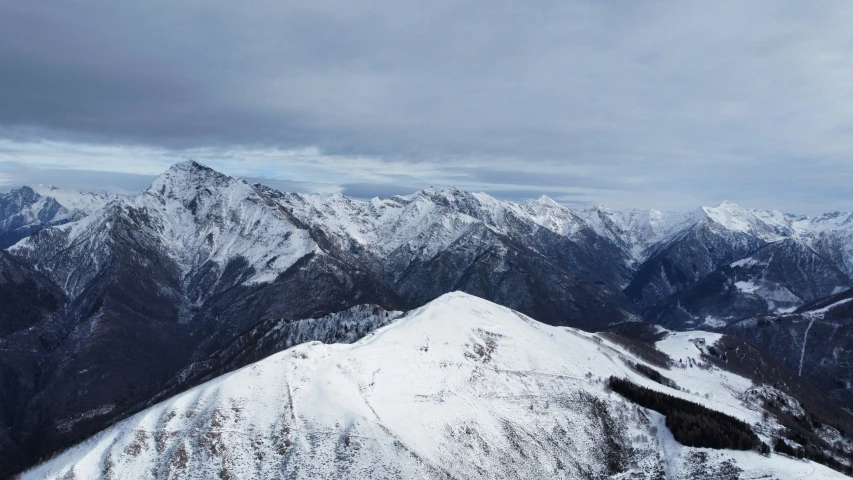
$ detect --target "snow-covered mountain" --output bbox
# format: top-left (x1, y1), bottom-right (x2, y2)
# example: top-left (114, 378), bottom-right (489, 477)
top-left (645, 238), bottom-right (853, 329)
top-left (24, 293), bottom-right (852, 479)
top-left (0, 162), bottom-right (403, 477)
top-left (0, 186), bottom-right (75, 248)
top-left (4, 160), bottom-right (853, 477)
top-left (0, 185), bottom-right (119, 249)
top-left (792, 212), bottom-right (853, 280)
top-left (267, 184), bottom-right (633, 328)
top-left (578, 204), bottom-right (707, 263)
top-left (30, 184), bottom-right (120, 215)
top-left (11, 162), bottom-right (321, 297)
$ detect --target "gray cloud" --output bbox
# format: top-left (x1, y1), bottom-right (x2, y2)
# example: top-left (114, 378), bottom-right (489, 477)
top-left (458, 168), bottom-right (627, 191)
top-left (0, 162), bottom-right (155, 193)
top-left (339, 183), bottom-right (422, 200)
top-left (1, 1), bottom-right (853, 213)
top-left (244, 177), bottom-right (336, 195)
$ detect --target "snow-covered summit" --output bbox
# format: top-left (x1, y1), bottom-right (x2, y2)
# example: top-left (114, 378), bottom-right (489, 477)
top-left (148, 160), bottom-right (239, 203)
top-left (0, 186), bottom-right (79, 248)
top-left (578, 204), bottom-right (706, 262)
top-left (275, 185), bottom-right (591, 260)
top-left (24, 292), bottom-right (848, 479)
top-left (30, 184), bottom-right (120, 215)
top-left (701, 200), bottom-right (792, 241)
top-left (11, 160), bottom-right (320, 295)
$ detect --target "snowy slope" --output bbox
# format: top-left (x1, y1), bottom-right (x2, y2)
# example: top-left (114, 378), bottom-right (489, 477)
top-left (271, 188), bottom-right (590, 261)
top-left (140, 161), bottom-right (318, 285)
top-left (0, 186), bottom-right (78, 248)
top-left (30, 185), bottom-right (120, 215)
top-left (581, 200), bottom-right (853, 266)
top-left (701, 201), bottom-right (793, 242)
top-left (11, 161), bottom-right (320, 296)
top-left (24, 293), bottom-right (848, 480)
top-left (0, 185), bottom-right (119, 249)
top-left (792, 212), bottom-right (853, 279)
top-left (579, 200), bottom-right (815, 264)
top-left (578, 205), bottom-right (706, 262)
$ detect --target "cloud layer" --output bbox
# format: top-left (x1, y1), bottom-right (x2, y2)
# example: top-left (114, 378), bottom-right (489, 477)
top-left (1, 1), bottom-right (853, 212)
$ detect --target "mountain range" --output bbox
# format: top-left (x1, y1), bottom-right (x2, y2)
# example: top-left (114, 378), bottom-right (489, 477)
top-left (2, 160), bottom-right (853, 477)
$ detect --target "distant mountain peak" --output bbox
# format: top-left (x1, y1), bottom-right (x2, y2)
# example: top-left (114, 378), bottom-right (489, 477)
top-left (4, 185), bottom-right (40, 205)
top-left (529, 194), bottom-right (563, 207)
top-left (148, 159), bottom-right (251, 206)
top-left (173, 158), bottom-right (210, 171)
top-left (700, 200), bottom-right (792, 240)
top-left (588, 202), bottom-right (615, 214)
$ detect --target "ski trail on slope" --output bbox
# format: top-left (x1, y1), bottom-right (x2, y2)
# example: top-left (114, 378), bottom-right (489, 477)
top-left (798, 318), bottom-right (815, 377)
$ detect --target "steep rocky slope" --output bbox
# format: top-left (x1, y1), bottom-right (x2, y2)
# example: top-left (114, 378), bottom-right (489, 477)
top-left (646, 238), bottom-right (852, 329)
top-left (726, 289), bottom-right (853, 413)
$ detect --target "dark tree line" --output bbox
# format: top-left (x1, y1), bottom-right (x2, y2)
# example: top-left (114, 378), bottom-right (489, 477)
top-left (775, 436), bottom-right (853, 474)
top-left (773, 438), bottom-right (803, 458)
top-left (609, 376), bottom-right (761, 450)
top-left (632, 362), bottom-right (679, 389)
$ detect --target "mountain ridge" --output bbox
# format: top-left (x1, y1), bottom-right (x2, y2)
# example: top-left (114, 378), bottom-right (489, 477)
top-left (3, 160), bottom-right (853, 477)
top-left (22, 292), bottom-right (853, 479)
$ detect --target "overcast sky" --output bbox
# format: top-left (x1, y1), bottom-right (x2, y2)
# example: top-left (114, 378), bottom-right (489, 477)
top-left (1, 1), bottom-right (852, 213)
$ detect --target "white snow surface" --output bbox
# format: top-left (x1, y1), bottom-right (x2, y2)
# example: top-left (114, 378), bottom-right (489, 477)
top-left (31, 185), bottom-right (121, 215)
top-left (734, 280), bottom-right (760, 294)
top-left (24, 293), bottom-right (847, 479)
top-left (702, 201), bottom-right (792, 241)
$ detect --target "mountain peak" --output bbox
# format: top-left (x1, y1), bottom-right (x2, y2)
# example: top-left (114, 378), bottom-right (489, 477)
top-left (149, 160), bottom-right (246, 203)
top-left (532, 194), bottom-right (563, 208)
top-left (700, 200), bottom-right (794, 240)
top-left (172, 159), bottom-right (211, 172)
top-left (1, 186), bottom-right (41, 210)
top-left (6, 185), bottom-right (38, 199)
top-left (590, 202), bottom-right (615, 214)
top-left (26, 290), bottom-right (847, 479)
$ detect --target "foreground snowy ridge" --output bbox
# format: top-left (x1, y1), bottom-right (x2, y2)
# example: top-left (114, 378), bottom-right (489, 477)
top-left (24, 293), bottom-right (845, 479)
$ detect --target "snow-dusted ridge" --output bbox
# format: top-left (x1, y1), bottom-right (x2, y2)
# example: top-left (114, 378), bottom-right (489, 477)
top-left (9, 161), bottom-right (321, 295)
top-left (24, 293), bottom-right (847, 479)
top-left (9, 161), bottom-right (853, 282)
top-left (29, 184), bottom-right (121, 215)
top-left (270, 185), bottom-right (590, 261)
